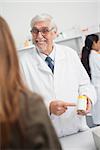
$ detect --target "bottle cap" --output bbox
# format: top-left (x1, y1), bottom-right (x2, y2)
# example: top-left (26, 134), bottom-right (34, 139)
top-left (78, 95), bottom-right (87, 100)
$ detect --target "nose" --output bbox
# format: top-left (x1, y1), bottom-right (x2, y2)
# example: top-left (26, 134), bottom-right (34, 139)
top-left (36, 31), bottom-right (43, 38)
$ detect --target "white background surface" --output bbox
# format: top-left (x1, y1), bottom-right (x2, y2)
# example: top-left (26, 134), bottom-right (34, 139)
top-left (0, 1), bottom-right (99, 48)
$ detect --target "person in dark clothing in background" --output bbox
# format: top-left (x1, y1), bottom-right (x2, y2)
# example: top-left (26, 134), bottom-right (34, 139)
top-left (81, 34), bottom-right (100, 126)
top-left (81, 34), bottom-right (99, 79)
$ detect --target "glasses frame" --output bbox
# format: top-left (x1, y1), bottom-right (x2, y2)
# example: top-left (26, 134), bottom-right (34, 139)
top-left (30, 27), bottom-right (54, 36)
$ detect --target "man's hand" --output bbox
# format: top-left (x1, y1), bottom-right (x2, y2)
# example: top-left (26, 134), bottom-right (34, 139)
top-left (50, 100), bottom-right (76, 116)
top-left (77, 97), bottom-right (92, 115)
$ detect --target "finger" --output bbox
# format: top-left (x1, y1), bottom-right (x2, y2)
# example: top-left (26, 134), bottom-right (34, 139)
top-left (56, 109), bottom-right (66, 116)
top-left (64, 102), bottom-right (76, 107)
top-left (77, 112), bottom-right (85, 115)
top-left (56, 110), bottom-right (61, 116)
top-left (86, 99), bottom-right (91, 112)
top-left (57, 106), bottom-right (67, 112)
top-left (77, 112), bottom-right (86, 116)
top-left (64, 106), bottom-right (68, 109)
top-left (77, 110), bottom-right (86, 115)
top-left (85, 110), bottom-right (90, 114)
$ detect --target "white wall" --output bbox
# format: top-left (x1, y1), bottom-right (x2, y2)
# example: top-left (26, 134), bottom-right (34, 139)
top-left (0, 1), bottom-right (98, 49)
top-left (97, 1), bottom-right (100, 25)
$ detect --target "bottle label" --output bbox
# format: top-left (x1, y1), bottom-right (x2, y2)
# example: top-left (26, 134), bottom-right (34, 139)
top-left (77, 96), bottom-right (87, 111)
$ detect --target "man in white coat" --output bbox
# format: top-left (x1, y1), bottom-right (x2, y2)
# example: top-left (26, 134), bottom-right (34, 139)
top-left (19, 14), bottom-right (96, 137)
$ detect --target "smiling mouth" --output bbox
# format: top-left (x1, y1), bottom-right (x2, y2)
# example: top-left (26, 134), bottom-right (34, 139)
top-left (37, 41), bottom-right (45, 44)
top-left (36, 40), bottom-right (46, 45)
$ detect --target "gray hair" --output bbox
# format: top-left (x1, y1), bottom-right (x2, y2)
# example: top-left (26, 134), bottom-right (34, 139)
top-left (30, 13), bottom-right (57, 32)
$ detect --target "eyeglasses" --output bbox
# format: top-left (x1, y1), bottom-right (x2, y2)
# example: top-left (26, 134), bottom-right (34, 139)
top-left (30, 27), bottom-right (54, 35)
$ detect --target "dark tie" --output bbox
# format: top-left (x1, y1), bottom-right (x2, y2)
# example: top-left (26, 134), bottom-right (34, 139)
top-left (45, 56), bottom-right (54, 73)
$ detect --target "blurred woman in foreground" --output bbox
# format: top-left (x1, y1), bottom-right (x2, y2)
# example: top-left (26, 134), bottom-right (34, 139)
top-left (0, 16), bottom-right (62, 150)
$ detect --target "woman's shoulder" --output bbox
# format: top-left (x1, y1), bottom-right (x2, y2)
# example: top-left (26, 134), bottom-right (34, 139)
top-left (20, 90), bottom-right (43, 101)
top-left (19, 90), bottom-right (43, 111)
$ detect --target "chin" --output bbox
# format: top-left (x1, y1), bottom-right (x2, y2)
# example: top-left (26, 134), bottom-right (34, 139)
top-left (40, 49), bottom-right (47, 53)
top-left (37, 45), bottom-right (47, 53)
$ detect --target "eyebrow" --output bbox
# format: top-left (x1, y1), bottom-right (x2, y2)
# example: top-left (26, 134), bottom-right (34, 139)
top-left (33, 26), bottom-right (50, 29)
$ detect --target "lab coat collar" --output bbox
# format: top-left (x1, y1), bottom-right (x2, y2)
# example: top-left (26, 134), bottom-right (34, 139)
top-left (34, 44), bottom-right (66, 75)
top-left (54, 44), bottom-right (66, 61)
top-left (34, 47), bottom-right (53, 75)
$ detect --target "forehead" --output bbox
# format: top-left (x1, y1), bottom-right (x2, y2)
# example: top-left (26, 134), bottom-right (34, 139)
top-left (33, 21), bottom-right (51, 28)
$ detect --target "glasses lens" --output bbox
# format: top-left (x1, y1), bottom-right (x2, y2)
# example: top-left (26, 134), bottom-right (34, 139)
top-left (41, 28), bottom-right (49, 34)
top-left (31, 27), bottom-right (53, 35)
top-left (31, 28), bottom-right (39, 34)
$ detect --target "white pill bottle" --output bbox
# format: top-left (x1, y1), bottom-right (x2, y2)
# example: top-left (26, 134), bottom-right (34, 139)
top-left (77, 95), bottom-right (87, 111)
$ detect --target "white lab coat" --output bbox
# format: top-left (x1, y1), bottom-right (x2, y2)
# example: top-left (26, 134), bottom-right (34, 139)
top-left (89, 50), bottom-right (100, 124)
top-left (19, 44), bottom-right (96, 137)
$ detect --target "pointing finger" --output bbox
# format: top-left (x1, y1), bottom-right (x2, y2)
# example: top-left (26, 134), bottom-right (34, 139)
top-left (64, 102), bottom-right (76, 107)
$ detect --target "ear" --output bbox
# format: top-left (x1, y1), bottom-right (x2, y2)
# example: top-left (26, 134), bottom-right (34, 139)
top-left (93, 41), bottom-right (97, 47)
top-left (52, 30), bottom-right (58, 40)
top-left (92, 41), bottom-right (97, 50)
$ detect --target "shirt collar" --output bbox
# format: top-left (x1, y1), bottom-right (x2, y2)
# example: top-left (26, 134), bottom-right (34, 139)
top-left (36, 45), bottom-right (56, 62)
top-left (91, 49), bottom-right (100, 54)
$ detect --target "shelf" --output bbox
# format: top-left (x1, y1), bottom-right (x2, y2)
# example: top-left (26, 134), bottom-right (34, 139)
top-left (18, 45), bottom-right (35, 52)
top-left (55, 35), bottom-right (82, 43)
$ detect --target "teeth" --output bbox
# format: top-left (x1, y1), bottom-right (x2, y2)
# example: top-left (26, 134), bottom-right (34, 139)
top-left (36, 39), bottom-right (46, 42)
top-left (38, 42), bottom-right (44, 43)
top-left (37, 41), bottom-right (45, 44)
